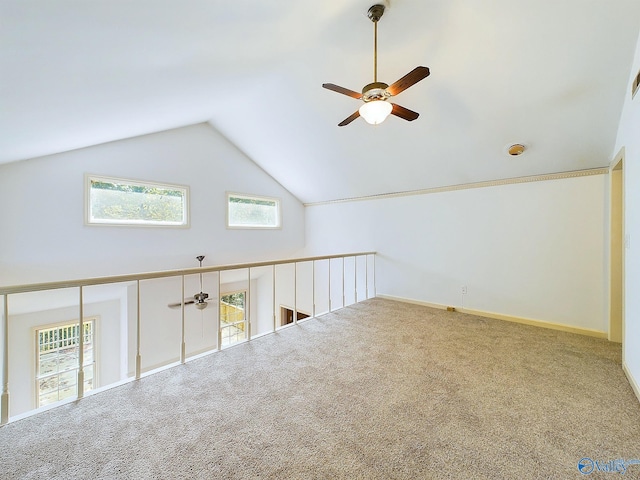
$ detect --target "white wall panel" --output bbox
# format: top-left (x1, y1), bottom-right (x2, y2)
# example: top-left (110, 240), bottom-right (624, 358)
top-left (275, 263), bottom-right (295, 328)
top-left (139, 277), bottom-right (182, 372)
top-left (329, 258), bottom-right (344, 312)
top-left (355, 255), bottom-right (367, 303)
top-left (0, 123), bottom-right (305, 286)
top-left (343, 256), bottom-right (356, 306)
top-left (313, 259), bottom-right (330, 316)
top-left (306, 175), bottom-right (608, 332)
top-left (295, 261), bottom-right (314, 316)
top-left (253, 267), bottom-right (274, 337)
top-left (183, 272), bottom-right (218, 357)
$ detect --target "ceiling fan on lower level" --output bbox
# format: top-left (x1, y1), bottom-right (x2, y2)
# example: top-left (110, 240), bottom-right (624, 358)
top-left (168, 256), bottom-right (211, 310)
top-left (323, 4), bottom-right (430, 126)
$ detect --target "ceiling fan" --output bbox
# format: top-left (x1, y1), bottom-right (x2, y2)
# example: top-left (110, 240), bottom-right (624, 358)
top-left (322, 3), bottom-right (430, 126)
top-left (168, 255), bottom-right (211, 310)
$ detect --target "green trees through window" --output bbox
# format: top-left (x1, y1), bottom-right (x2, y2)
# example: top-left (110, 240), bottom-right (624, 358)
top-left (227, 194), bottom-right (280, 228)
top-left (88, 176), bottom-right (188, 226)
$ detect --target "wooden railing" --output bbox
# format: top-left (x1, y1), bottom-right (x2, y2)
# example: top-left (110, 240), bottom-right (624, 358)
top-left (0, 252), bottom-right (376, 425)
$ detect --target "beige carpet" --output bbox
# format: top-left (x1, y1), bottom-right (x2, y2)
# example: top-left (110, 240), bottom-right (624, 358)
top-left (1, 298), bottom-right (639, 479)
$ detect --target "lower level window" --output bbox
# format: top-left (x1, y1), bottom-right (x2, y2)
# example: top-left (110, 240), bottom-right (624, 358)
top-left (220, 292), bottom-right (246, 346)
top-left (36, 320), bottom-right (96, 407)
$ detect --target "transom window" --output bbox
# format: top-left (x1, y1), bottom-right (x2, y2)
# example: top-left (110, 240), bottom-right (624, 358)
top-left (220, 291), bottom-right (246, 346)
top-left (227, 193), bottom-right (280, 229)
top-left (87, 175), bottom-right (189, 227)
top-left (36, 319), bottom-right (96, 408)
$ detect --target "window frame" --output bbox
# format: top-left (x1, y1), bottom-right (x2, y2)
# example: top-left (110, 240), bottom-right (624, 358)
top-left (85, 174), bottom-right (190, 228)
top-left (220, 289), bottom-right (248, 347)
top-left (34, 317), bottom-right (98, 408)
top-left (226, 192), bottom-right (281, 230)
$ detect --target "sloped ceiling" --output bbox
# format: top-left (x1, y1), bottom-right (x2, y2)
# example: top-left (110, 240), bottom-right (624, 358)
top-left (2, 1), bottom-right (639, 204)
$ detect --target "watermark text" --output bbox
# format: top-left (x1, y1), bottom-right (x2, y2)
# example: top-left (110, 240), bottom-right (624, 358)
top-left (578, 457), bottom-right (640, 475)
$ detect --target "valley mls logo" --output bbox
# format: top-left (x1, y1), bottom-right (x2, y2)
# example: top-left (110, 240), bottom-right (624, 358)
top-left (578, 457), bottom-right (640, 475)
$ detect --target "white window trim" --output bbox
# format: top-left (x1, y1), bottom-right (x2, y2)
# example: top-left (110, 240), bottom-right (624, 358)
top-left (226, 192), bottom-right (282, 230)
top-left (85, 174), bottom-right (190, 228)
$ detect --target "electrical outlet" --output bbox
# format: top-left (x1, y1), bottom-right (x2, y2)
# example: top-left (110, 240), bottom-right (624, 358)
top-left (461, 286), bottom-right (467, 295)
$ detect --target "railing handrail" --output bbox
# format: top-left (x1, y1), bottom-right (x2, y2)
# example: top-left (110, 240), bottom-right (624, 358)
top-left (0, 252), bottom-right (376, 295)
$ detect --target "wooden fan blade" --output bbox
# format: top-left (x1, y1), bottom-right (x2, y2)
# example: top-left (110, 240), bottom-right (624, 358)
top-left (167, 299), bottom-right (196, 308)
top-left (338, 110), bottom-right (361, 126)
top-left (386, 66), bottom-right (430, 96)
top-left (391, 103), bottom-right (419, 121)
top-left (323, 83), bottom-right (363, 99)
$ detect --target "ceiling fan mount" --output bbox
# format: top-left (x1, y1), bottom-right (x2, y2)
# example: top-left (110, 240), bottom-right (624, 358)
top-left (322, 3), bottom-right (430, 126)
top-left (367, 4), bottom-right (385, 23)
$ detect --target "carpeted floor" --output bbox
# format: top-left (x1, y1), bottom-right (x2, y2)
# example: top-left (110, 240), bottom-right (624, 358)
top-left (1, 298), bottom-right (639, 479)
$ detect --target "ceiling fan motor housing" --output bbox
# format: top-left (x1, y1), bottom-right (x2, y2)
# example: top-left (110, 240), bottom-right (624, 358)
top-left (194, 291), bottom-right (209, 309)
top-left (194, 292), bottom-right (209, 302)
top-left (362, 82), bottom-right (391, 102)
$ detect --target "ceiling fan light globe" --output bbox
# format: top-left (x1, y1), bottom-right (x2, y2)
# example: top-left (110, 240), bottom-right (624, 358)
top-left (359, 100), bottom-right (392, 125)
top-left (195, 301), bottom-right (208, 310)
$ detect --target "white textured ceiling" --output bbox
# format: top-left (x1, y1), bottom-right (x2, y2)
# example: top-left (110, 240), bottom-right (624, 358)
top-left (2, 0), bottom-right (639, 204)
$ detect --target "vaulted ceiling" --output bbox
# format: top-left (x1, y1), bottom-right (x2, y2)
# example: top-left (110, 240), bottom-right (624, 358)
top-left (2, 1), bottom-right (639, 204)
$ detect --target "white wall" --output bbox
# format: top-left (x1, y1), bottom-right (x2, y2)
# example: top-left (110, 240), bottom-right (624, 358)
top-left (184, 272), bottom-right (219, 357)
top-left (614, 29), bottom-right (640, 396)
top-left (275, 263), bottom-right (295, 326)
top-left (254, 267), bottom-right (275, 336)
top-left (313, 260), bottom-right (330, 316)
top-left (0, 123), bottom-right (305, 286)
top-left (138, 277), bottom-right (182, 371)
top-left (295, 261), bottom-right (314, 316)
top-left (305, 174), bottom-right (608, 332)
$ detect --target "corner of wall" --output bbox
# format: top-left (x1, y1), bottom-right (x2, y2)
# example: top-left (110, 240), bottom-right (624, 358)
top-left (615, 27), bottom-right (640, 402)
top-left (623, 362), bottom-right (640, 404)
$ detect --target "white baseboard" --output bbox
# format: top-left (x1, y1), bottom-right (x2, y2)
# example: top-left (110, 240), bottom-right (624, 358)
top-left (376, 294), bottom-right (608, 339)
top-left (623, 362), bottom-right (640, 404)
top-left (376, 294), bottom-right (450, 311)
